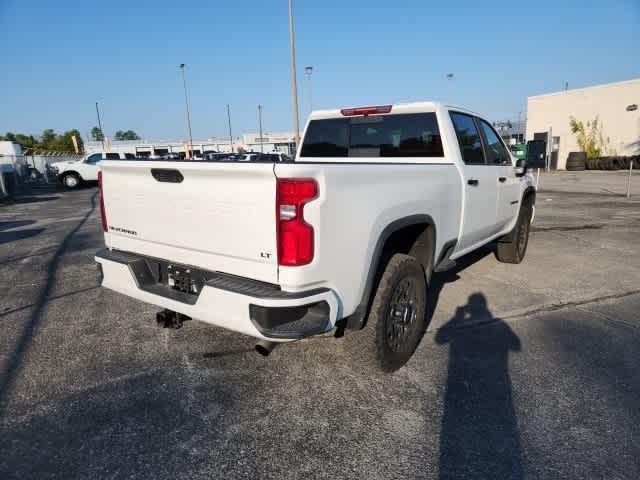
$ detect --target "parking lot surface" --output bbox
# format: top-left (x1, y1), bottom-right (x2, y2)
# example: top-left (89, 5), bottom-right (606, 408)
top-left (1, 172), bottom-right (639, 479)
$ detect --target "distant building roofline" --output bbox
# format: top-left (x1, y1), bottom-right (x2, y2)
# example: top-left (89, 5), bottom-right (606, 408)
top-left (528, 78), bottom-right (640, 100)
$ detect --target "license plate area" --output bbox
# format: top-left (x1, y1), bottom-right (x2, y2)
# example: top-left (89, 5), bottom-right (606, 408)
top-left (166, 264), bottom-right (206, 296)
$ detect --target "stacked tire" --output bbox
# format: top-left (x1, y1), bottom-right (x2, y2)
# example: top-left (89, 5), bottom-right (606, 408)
top-left (586, 155), bottom-right (640, 170)
top-left (585, 157), bottom-right (600, 170)
top-left (566, 152), bottom-right (586, 171)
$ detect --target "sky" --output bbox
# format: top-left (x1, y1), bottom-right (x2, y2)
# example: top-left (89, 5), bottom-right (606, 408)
top-left (1, 0), bottom-right (638, 141)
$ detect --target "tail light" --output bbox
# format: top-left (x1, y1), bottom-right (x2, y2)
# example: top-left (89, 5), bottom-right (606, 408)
top-left (276, 178), bottom-right (317, 266)
top-left (340, 105), bottom-right (392, 116)
top-left (98, 171), bottom-right (108, 232)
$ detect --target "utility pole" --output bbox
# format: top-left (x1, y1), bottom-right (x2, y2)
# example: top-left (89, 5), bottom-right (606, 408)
top-left (517, 111), bottom-right (522, 143)
top-left (95, 102), bottom-right (105, 150)
top-left (305, 66), bottom-right (313, 115)
top-left (288, 0), bottom-right (301, 147)
top-left (258, 104), bottom-right (264, 153)
top-left (179, 64), bottom-right (194, 159)
top-left (227, 104), bottom-right (233, 153)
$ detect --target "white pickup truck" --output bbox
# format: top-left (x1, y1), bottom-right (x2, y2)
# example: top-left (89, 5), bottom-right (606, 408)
top-left (96, 102), bottom-right (535, 371)
top-left (51, 152), bottom-right (135, 188)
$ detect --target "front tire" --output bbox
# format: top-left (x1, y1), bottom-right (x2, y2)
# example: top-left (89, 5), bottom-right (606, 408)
top-left (62, 173), bottom-right (81, 189)
top-left (496, 196), bottom-right (533, 264)
top-left (356, 254), bottom-right (427, 372)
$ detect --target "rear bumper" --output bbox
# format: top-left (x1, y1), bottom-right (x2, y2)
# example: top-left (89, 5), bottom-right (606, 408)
top-left (95, 249), bottom-right (339, 341)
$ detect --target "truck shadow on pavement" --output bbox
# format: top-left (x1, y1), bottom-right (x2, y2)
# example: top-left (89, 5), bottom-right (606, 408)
top-left (0, 220), bottom-right (36, 231)
top-left (0, 227), bottom-right (45, 245)
top-left (6, 195), bottom-right (60, 205)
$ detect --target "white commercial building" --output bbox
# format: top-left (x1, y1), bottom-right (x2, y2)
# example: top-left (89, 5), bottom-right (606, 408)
top-left (84, 132), bottom-right (297, 157)
top-left (526, 79), bottom-right (640, 169)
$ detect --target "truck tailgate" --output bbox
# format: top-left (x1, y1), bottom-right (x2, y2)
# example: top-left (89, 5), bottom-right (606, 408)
top-left (100, 160), bottom-right (278, 284)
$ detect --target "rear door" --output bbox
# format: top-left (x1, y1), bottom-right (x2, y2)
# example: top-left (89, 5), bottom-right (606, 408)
top-left (476, 118), bottom-right (520, 231)
top-left (101, 161), bottom-right (279, 283)
top-left (450, 112), bottom-right (499, 250)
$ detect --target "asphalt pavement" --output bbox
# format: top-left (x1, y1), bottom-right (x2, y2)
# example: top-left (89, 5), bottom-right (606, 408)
top-left (1, 173), bottom-right (639, 479)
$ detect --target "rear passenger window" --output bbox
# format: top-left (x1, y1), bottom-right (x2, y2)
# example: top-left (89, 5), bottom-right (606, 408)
top-left (301, 119), bottom-right (349, 157)
top-left (105, 153), bottom-right (120, 160)
top-left (450, 112), bottom-right (485, 165)
top-left (478, 119), bottom-right (511, 165)
top-left (300, 113), bottom-right (444, 158)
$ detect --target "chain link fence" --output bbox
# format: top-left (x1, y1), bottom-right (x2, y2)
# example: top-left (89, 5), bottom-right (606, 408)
top-left (0, 153), bottom-right (83, 198)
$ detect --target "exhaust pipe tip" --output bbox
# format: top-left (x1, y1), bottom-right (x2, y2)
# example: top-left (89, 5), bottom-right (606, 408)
top-left (255, 340), bottom-right (278, 357)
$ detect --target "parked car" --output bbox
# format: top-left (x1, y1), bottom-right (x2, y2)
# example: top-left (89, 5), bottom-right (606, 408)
top-left (50, 152), bottom-right (135, 188)
top-left (203, 152), bottom-right (234, 161)
top-left (250, 152), bottom-right (293, 163)
top-left (96, 102), bottom-right (536, 371)
top-left (236, 152), bottom-right (259, 161)
top-left (270, 152), bottom-right (293, 162)
top-left (233, 152), bottom-right (292, 162)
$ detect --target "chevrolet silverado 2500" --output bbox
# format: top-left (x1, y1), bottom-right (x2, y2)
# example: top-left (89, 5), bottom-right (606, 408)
top-left (95, 102), bottom-right (536, 371)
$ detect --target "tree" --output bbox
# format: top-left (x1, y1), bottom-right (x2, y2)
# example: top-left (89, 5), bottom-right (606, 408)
top-left (90, 126), bottom-right (104, 141)
top-left (52, 129), bottom-right (84, 153)
top-left (40, 129), bottom-right (57, 150)
top-left (125, 130), bottom-right (140, 140)
top-left (569, 116), bottom-right (609, 159)
top-left (14, 134), bottom-right (37, 150)
top-left (1, 128), bottom-right (84, 153)
top-left (114, 129), bottom-right (140, 141)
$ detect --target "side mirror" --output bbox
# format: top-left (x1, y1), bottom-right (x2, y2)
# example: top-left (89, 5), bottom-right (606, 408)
top-left (515, 159), bottom-right (527, 177)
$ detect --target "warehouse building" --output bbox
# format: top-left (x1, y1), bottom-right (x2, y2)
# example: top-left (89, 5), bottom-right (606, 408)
top-left (84, 132), bottom-right (296, 157)
top-left (526, 78), bottom-right (640, 169)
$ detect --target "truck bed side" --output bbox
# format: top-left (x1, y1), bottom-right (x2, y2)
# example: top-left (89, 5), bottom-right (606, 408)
top-left (274, 162), bottom-right (462, 318)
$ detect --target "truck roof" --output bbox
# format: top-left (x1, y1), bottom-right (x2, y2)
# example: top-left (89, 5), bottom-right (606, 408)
top-left (308, 101), bottom-right (481, 121)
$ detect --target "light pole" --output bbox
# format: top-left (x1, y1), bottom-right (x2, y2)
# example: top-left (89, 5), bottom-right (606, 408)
top-left (288, 0), bottom-right (301, 147)
top-left (179, 64), bottom-right (194, 159)
top-left (305, 66), bottom-right (313, 115)
top-left (258, 104), bottom-right (264, 153)
top-left (227, 104), bottom-right (233, 153)
top-left (625, 103), bottom-right (637, 198)
top-left (95, 102), bottom-right (105, 151)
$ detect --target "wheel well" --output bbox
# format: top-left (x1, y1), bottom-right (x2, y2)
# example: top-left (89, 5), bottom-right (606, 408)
top-left (344, 218), bottom-right (436, 330)
top-left (380, 223), bottom-right (435, 279)
top-left (523, 187), bottom-right (536, 205)
top-left (62, 171), bottom-right (81, 179)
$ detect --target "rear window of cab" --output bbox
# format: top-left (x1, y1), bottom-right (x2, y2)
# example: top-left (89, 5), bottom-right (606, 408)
top-left (300, 113), bottom-right (444, 158)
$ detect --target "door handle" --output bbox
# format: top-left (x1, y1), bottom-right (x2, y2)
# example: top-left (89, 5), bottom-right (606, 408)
top-left (498, 177), bottom-right (507, 183)
top-left (467, 179), bottom-right (479, 186)
top-left (151, 168), bottom-right (184, 183)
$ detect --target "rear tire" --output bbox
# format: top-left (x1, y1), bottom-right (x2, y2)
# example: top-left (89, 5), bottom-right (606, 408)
top-left (496, 196), bottom-right (533, 264)
top-left (62, 173), bottom-right (81, 189)
top-left (354, 254), bottom-right (427, 372)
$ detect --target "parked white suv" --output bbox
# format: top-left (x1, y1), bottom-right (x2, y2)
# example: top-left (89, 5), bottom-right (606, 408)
top-left (96, 102), bottom-right (535, 371)
top-left (51, 152), bottom-right (135, 188)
